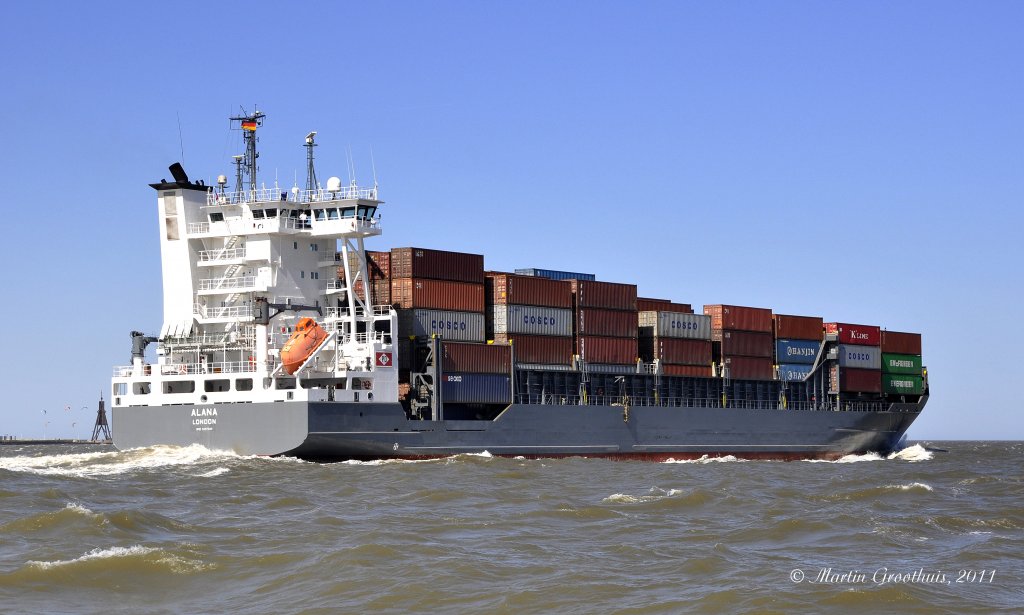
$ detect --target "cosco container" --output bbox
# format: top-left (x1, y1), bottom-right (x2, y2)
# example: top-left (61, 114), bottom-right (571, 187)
top-left (491, 305), bottom-right (573, 337)
top-left (576, 307), bottom-right (638, 338)
top-left (391, 278), bottom-right (485, 312)
top-left (486, 273), bottom-right (573, 308)
top-left (576, 335), bottom-right (638, 365)
top-left (714, 330), bottom-right (773, 358)
top-left (493, 334), bottom-right (573, 365)
top-left (638, 311), bottom-right (711, 340)
top-left (639, 337), bottom-right (712, 365)
top-left (772, 314), bottom-right (823, 341)
top-left (882, 374), bottom-right (924, 395)
top-left (398, 309), bottom-right (485, 342)
top-left (704, 305), bottom-right (773, 332)
top-left (661, 364), bottom-right (713, 377)
top-left (882, 353), bottom-right (923, 375)
top-left (722, 356), bottom-right (774, 380)
top-left (567, 280), bottom-right (638, 311)
top-left (881, 331), bottom-right (922, 355)
top-left (637, 298), bottom-right (693, 313)
top-left (775, 339), bottom-right (820, 364)
top-left (837, 344), bottom-right (881, 369)
top-left (777, 363), bottom-right (813, 382)
top-left (514, 268), bottom-right (596, 281)
top-left (441, 373), bottom-right (511, 404)
top-left (442, 342), bottom-right (511, 374)
top-left (836, 366), bottom-right (882, 393)
top-left (825, 322), bottom-right (881, 346)
top-left (390, 247), bottom-right (484, 284)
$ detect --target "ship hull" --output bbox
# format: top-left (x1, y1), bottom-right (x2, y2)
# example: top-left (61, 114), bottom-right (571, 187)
top-left (113, 397), bottom-right (925, 460)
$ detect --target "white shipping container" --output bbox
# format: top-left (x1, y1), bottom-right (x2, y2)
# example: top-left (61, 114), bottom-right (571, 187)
top-left (491, 305), bottom-right (573, 337)
top-left (837, 344), bottom-right (881, 370)
top-left (398, 309), bottom-right (485, 342)
top-left (638, 311), bottom-right (711, 340)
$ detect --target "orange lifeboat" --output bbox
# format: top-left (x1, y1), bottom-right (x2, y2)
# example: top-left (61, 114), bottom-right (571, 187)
top-left (281, 318), bottom-right (329, 375)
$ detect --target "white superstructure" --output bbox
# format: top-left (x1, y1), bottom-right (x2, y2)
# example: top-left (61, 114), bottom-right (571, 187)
top-left (112, 112), bottom-right (397, 410)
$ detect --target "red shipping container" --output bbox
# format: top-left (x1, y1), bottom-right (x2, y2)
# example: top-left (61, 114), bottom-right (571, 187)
top-left (372, 279), bottom-right (391, 304)
top-left (368, 250), bottom-right (391, 280)
top-left (661, 364), bottom-right (713, 377)
top-left (390, 247), bottom-right (484, 284)
top-left (881, 331), bottom-right (922, 355)
top-left (637, 298), bottom-right (692, 313)
top-left (576, 308), bottom-right (638, 338)
top-left (704, 305), bottom-right (773, 332)
top-left (714, 330), bottom-right (774, 358)
top-left (640, 337), bottom-right (712, 365)
top-left (772, 314), bottom-right (823, 341)
top-left (442, 342), bottom-right (511, 374)
top-left (493, 334), bottom-right (573, 365)
top-left (486, 272), bottom-right (572, 309)
top-left (838, 366), bottom-right (882, 393)
top-left (722, 356), bottom-right (774, 381)
top-left (391, 278), bottom-right (485, 312)
top-left (576, 335), bottom-right (638, 365)
top-left (567, 280), bottom-right (637, 311)
top-left (825, 322), bottom-right (881, 346)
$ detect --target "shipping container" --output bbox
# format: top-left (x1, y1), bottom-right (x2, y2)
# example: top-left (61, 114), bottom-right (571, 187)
top-left (881, 331), bottom-right (922, 355)
top-left (576, 335), bottom-right (638, 365)
top-left (772, 314), bottom-right (823, 341)
top-left (833, 366), bottom-right (882, 393)
top-left (491, 305), bottom-right (573, 337)
top-left (390, 247), bottom-right (484, 284)
top-left (514, 268), bottom-right (596, 281)
top-left (372, 279), bottom-right (391, 305)
top-left (661, 364), bottom-right (713, 377)
top-left (391, 278), bottom-right (485, 312)
top-left (882, 374), bottom-right (925, 395)
top-left (398, 309), bottom-right (485, 342)
top-left (486, 272), bottom-right (573, 309)
top-left (837, 344), bottom-right (881, 370)
top-left (825, 322), bottom-right (881, 346)
top-left (367, 250), bottom-right (391, 279)
top-left (639, 337), bottom-right (712, 365)
top-left (637, 298), bottom-right (692, 313)
top-left (775, 339), bottom-right (821, 365)
top-left (704, 305), bottom-right (773, 333)
top-left (714, 330), bottom-right (774, 358)
top-left (638, 311), bottom-right (711, 340)
top-left (493, 334), bottom-right (574, 366)
top-left (722, 356), bottom-right (774, 381)
top-left (882, 353), bottom-right (923, 375)
top-left (567, 280), bottom-right (638, 311)
top-left (441, 373), bottom-right (511, 404)
top-left (576, 307), bottom-right (638, 338)
top-left (442, 342), bottom-right (511, 374)
top-left (777, 363), bottom-right (813, 382)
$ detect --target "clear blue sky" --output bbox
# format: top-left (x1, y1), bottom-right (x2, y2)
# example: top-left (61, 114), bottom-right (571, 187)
top-left (0, 1), bottom-right (1020, 440)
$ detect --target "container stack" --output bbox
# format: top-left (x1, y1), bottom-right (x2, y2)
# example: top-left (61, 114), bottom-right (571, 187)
top-left (637, 297), bottom-right (694, 313)
top-left (569, 280), bottom-right (639, 366)
top-left (514, 268), bottom-right (596, 281)
top-left (390, 247), bottom-right (486, 335)
top-left (827, 323), bottom-right (882, 394)
top-left (486, 272), bottom-right (575, 366)
top-left (881, 331), bottom-right (924, 396)
top-left (773, 314), bottom-right (824, 382)
top-left (638, 306), bottom-right (712, 377)
top-left (704, 304), bottom-right (774, 380)
top-left (439, 341), bottom-right (512, 404)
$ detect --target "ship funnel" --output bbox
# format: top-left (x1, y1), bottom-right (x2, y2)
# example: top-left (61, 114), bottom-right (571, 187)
top-left (169, 162), bottom-right (189, 184)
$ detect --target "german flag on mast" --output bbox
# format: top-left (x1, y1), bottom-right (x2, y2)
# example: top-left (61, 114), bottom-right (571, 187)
top-left (242, 120), bottom-right (258, 131)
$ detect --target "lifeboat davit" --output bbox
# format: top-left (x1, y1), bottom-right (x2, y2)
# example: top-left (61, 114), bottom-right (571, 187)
top-left (281, 317), bottom-right (329, 375)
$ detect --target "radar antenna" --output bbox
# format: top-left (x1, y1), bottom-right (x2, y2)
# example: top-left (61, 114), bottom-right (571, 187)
top-left (305, 131), bottom-right (318, 194)
top-left (229, 107), bottom-right (265, 196)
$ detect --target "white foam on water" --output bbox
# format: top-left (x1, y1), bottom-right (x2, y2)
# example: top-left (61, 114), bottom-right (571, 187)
top-left (197, 467), bottom-right (230, 478)
top-left (0, 444), bottom-right (268, 478)
top-left (467, 450), bottom-right (493, 458)
top-left (888, 444), bottom-right (933, 462)
top-left (662, 454), bottom-right (743, 464)
top-left (884, 482), bottom-right (934, 492)
top-left (27, 545), bottom-right (157, 570)
top-left (603, 486), bottom-right (683, 504)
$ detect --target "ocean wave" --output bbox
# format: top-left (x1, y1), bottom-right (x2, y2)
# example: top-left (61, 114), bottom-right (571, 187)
top-left (807, 444), bottom-right (934, 464)
top-left (25, 545), bottom-right (211, 575)
top-left (0, 444), bottom-right (283, 478)
top-left (0, 503), bottom-right (104, 533)
top-left (885, 482), bottom-right (934, 492)
top-left (197, 467), bottom-right (230, 477)
top-left (603, 486), bottom-right (684, 504)
top-left (663, 455), bottom-right (744, 464)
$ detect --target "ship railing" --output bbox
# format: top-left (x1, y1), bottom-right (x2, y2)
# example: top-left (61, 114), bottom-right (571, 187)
top-left (157, 360), bottom-right (259, 375)
top-left (197, 248), bottom-right (247, 262)
top-left (510, 394), bottom-right (903, 413)
top-left (112, 365), bottom-right (134, 377)
top-left (324, 280), bottom-right (347, 292)
top-left (324, 305), bottom-right (391, 320)
top-left (194, 303), bottom-right (254, 319)
top-left (206, 185), bottom-right (378, 207)
top-left (187, 222), bottom-right (211, 234)
top-left (198, 276), bottom-right (257, 291)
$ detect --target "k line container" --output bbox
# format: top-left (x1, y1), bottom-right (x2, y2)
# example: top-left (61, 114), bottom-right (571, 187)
top-left (398, 309), bottom-right (486, 342)
top-left (638, 311), bottom-right (711, 340)
top-left (661, 364), bottom-right (713, 377)
top-left (486, 273), bottom-right (573, 309)
top-left (514, 268), bottom-right (596, 281)
top-left (442, 342), bottom-right (511, 374)
top-left (491, 305), bottom-right (573, 337)
top-left (576, 335), bottom-right (638, 365)
top-left (837, 344), bottom-right (882, 370)
top-left (576, 307), bottom-right (639, 338)
top-left (777, 363), bottom-right (813, 382)
top-left (567, 280), bottom-right (638, 311)
top-left (704, 305), bottom-right (773, 333)
top-left (833, 366), bottom-right (882, 393)
top-left (722, 356), bottom-right (774, 381)
top-left (639, 337), bottom-right (712, 365)
top-left (772, 314), bottom-right (823, 341)
top-left (493, 334), bottom-right (573, 365)
top-left (882, 374), bottom-right (925, 395)
top-left (441, 373), bottom-right (511, 404)
top-left (714, 330), bottom-right (774, 358)
top-left (390, 247), bottom-right (484, 284)
top-left (825, 322), bottom-right (881, 346)
top-left (881, 331), bottom-right (923, 355)
top-left (391, 278), bottom-right (485, 312)
top-left (882, 353), bottom-right (923, 375)
top-left (775, 339), bottom-right (820, 364)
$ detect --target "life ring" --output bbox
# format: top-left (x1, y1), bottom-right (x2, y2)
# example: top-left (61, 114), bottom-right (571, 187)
top-left (178, 364), bottom-right (188, 375)
top-left (248, 355), bottom-right (257, 371)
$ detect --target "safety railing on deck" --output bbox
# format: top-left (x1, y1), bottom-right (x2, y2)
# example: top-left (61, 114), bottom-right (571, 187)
top-left (198, 276), bottom-right (257, 291)
top-left (197, 248), bottom-right (247, 262)
top-left (510, 395), bottom-right (905, 413)
top-left (193, 304), bottom-right (254, 319)
top-left (206, 185), bottom-right (378, 207)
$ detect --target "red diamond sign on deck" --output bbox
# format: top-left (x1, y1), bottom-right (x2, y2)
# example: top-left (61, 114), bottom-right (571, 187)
top-left (375, 351), bottom-right (393, 367)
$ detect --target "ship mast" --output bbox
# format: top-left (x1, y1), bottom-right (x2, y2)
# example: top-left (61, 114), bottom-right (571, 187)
top-left (305, 131), bottom-right (318, 194)
top-left (229, 107), bottom-right (265, 196)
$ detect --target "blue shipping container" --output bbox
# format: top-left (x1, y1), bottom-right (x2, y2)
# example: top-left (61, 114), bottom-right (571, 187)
top-left (441, 373), bottom-right (511, 404)
top-left (775, 339), bottom-right (820, 365)
top-left (514, 268), bottom-right (596, 281)
top-left (777, 363), bottom-right (813, 381)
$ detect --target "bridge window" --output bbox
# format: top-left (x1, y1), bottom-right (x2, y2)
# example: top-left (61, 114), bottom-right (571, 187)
top-left (235, 378), bottom-right (253, 391)
top-left (204, 379), bottom-right (230, 392)
top-left (252, 209), bottom-right (265, 219)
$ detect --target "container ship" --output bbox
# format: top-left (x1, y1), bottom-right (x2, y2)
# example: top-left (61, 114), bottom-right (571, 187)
top-left (110, 111), bottom-right (928, 460)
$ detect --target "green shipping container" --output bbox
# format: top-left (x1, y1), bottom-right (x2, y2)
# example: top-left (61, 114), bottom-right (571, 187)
top-left (883, 374), bottom-right (924, 395)
top-left (882, 353), bottom-right (922, 375)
